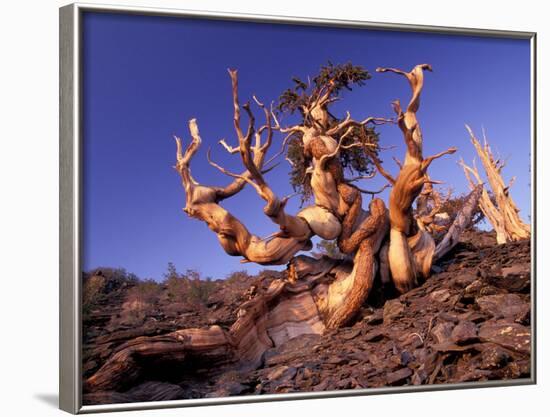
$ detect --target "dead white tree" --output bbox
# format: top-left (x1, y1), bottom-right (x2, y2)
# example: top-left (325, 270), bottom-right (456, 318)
top-left (460, 125), bottom-right (530, 244)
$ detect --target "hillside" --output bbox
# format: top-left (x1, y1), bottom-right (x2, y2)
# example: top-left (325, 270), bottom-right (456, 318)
top-left (82, 231), bottom-right (531, 405)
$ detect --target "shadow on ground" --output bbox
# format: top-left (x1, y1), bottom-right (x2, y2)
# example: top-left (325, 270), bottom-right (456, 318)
top-left (34, 393), bottom-right (58, 409)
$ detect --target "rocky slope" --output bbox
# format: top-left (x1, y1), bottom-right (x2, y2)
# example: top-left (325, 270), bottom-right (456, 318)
top-left (82, 231), bottom-right (531, 405)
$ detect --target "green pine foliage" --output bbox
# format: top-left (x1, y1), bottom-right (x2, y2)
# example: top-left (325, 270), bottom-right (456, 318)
top-left (277, 62), bottom-right (380, 205)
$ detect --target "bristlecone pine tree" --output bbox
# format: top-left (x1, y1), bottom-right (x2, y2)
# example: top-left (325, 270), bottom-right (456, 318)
top-left (459, 126), bottom-right (530, 244)
top-left (85, 63), bottom-right (494, 393)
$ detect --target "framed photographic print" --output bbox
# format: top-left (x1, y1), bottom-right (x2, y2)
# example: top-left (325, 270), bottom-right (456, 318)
top-left (59, 2), bottom-right (536, 413)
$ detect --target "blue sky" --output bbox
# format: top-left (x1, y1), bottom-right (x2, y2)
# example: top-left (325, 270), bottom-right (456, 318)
top-left (82, 12), bottom-right (531, 280)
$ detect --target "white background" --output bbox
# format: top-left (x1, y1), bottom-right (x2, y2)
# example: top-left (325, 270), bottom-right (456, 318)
top-left (0, 0), bottom-right (547, 415)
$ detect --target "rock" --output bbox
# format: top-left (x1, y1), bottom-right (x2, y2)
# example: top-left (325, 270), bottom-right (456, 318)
top-left (413, 351), bottom-right (438, 382)
top-left (363, 309), bottom-right (384, 325)
top-left (429, 289), bottom-right (452, 303)
top-left (399, 332), bottom-right (424, 349)
top-left (431, 265), bottom-right (443, 274)
top-left (325, 356), bottom-right (348, 365)
top-left (453, 368), bottom-right (495, 382)
top-left (363, 328), bottom-right (386, 342)
top-left (205, 382), bottom-right (249, 398)
top-left (266, 366), bottom-right (297, 383)
top-left (311, 378), bottom-right (330, 392)
top-left (478, 285), bottom-right (503, 296)
top-left (431, 321), bottom-right (455, 344)
top-left (486, 274), bottom-right (530, 293)
top-left (385, 368), bottom-right (413, 385)
top-left (478, 321), bottom-right (531, 354)
top-left (348, 351), bottom-right (371, 362)
top-left (263, 334), bottom-right (321, 366)
top-left (438, 312), bottom-right (459, 324)
top-left (476, 294), bottom-right (530, 320)
top-left (340, 328), bottom-right (362, 340)
top-left (83, 391), bottom-right (132, 405)
top-left (457, 311), bottom-right (486, 324)
top-left (478, 344), bottom-right (511, 369)
top-left (464, 279), bottom-right (484, 295)
top-left (453, 273), bottom-right (478, 288)
top-left (125, 381), bottom-right (187, 402)
top-left (400, 351), bottom-right (414, 366)
top-left (451, 321), bottom-right (478, 344)
top-left (336, 377), bottom-right (354, 389)
top-left (501, 264), bottom-right (530, 278)
top-left (431, 342), bottom-right (480, 352)
top-left (383, 299), bottom-right (405, 324)
top-left (411, 370), bottom-right (427, 385)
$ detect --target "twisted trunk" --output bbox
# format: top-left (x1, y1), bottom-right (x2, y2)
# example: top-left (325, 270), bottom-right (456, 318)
top-left (376, 65), bottom-right (456, 293)
top-left (326, 217), bottom-right (388, 328)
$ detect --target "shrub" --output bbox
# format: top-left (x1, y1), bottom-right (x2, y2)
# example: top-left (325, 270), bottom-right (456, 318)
top-left (82, 275), bottom-right (106, 320)
top-left (128, 279), bottom-right (162, 305)
top-left (161, 264), bottom-right (216, 306)
top-left (186, 273), bottom-right (215, 306)
top-left (226, 270), bottom-right (251, 284)
top-left (120, 279), bottom-right (162, 326)
top-left (163, 262), bottom-right (188, 302)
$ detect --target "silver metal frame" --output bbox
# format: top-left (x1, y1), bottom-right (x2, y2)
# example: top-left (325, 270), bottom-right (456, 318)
top-left (59, 2), bottom-right (537, 414)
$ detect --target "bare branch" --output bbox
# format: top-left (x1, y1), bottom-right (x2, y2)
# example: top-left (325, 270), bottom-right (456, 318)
top-left (355, 183), bottom-right (391, 196)
top-left (223, 71), bottom-right (312, 239)
top-left (392, 156), bottom-right (403, 170)
top-left (459, 158), bottom-right (483, 186)
top-left (424, 179), bottom-right (445, 185)
top-left (319, 126), bottom-right (356, 168)
top-left (271, 108), bottom-right (304, 134)
top-left (228, 68), bottom-right (255, 146)
top-left (218, 138), bottom-right (239, 154)
top-left (421, 147), bottom-right (458, 172)
top-left (252, 95), bottom-right (273, 153)
top-left (173, 119), bottom-right (203, 190)
top-left (285, 156), bottom-right (295, 167)
top-left (376, 67), bottom-right (410, 77)
top-left (345, 171), bottom-right (377, 183)
top-left (206, 148), bottom-right (262, 193)
top-left (366, 150), bottom-right (396, 185)
top-left (326, 114), bottom-right (394, 136)
top-left (377, 64), bottom-right (432, 114)
top-left (324, 109), bottom-right (350, 134)
top-left (263, 131), bottom-right (295, 167)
